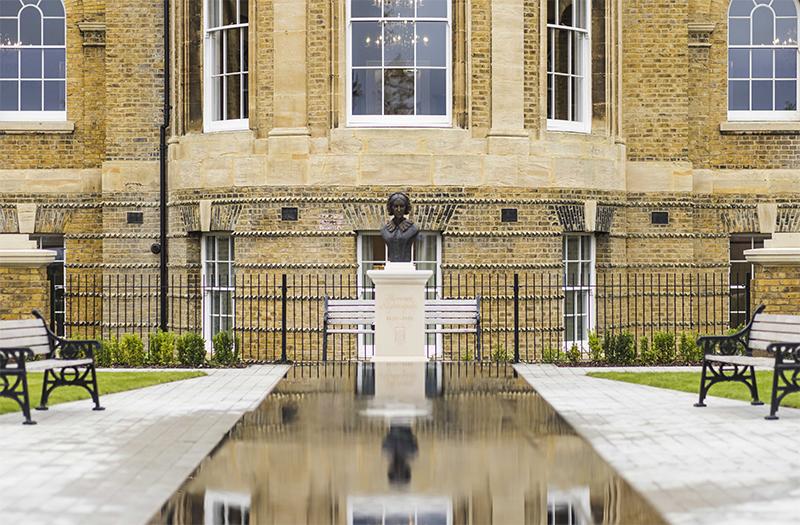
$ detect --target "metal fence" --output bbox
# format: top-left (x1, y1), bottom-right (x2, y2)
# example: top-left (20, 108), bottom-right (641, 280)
top-left (59, 270), bottom-right (746, 363)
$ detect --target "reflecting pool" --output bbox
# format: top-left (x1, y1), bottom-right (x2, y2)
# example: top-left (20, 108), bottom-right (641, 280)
top-left (152, 363), bottom-right (665, 525)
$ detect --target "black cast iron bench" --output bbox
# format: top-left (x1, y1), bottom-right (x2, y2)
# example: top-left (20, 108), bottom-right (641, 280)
top-left (0, 310), bottom-right (104, 425)
top-left (695, 304), bottom-right (800, 420)
top-left (322, 297), bottom-right (481, 360)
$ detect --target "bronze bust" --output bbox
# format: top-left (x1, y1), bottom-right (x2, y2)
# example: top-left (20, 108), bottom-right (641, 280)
top-left (380, 192), bottom-right (419, 263)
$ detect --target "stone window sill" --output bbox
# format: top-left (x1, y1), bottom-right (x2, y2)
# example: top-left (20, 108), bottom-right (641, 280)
top-left (0, 121), bottom-right (75, 134)
top-left (720, 121), bottom-right (800, 135)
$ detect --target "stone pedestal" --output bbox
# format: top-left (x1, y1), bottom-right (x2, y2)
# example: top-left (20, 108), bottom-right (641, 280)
top-left (367, 262), bottom-right (433, 362)
top-left (745, 233), bottom-right (800, 315)
top-left (0, 235), bottom-right (56, 321)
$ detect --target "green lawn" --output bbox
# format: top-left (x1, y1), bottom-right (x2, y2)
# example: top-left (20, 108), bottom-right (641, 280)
top-left (0, 371), bottom-right (206, 415)
top-left (587, 370), bottom-right (800, 409)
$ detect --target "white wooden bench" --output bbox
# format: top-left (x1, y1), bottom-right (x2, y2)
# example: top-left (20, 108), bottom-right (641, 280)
top-left (0, 310), bottom-right (104, 425)
top-left (695, 304), bottom-right (800, 419)
top-left (322, 297), bottom-right (481, 360)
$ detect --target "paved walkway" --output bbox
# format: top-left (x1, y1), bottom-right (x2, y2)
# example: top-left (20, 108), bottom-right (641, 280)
top-left (516, 365), bottom-right (800, 525)
top-left (0, 365), bottom-right (288, 525)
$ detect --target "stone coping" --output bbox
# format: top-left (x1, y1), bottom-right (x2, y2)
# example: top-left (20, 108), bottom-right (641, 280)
top-left (0, 121), bottom-right (75, 134)
top-left (0, 249), bottom-right (57, 267)
top-left (720, 121), bottom-right (800, 134)
top-left (745, 247), bottom-right (800, 264)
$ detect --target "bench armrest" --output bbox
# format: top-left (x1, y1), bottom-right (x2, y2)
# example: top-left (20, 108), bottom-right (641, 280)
top-left (696, 334), bottom-right (750, 357)
top-left (54, 339), bottom-right (99, 361)
top-left (0, 347), bottom-right (35, 370)
top-left (767, 342), bottom-right (800, 367)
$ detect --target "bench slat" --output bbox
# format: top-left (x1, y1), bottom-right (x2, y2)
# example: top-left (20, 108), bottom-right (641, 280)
top-left (0, 336), bottom-right (51, 348)
top-left (755, 313), bottom-right (800, 324)
top-left (749, 340), bottom-right (771, 351)
top-left (0, 327), bottom-right (48, 340)
top-left (0, 319), bottom-right (43, 331)
top-left (750, 331), bottom-right (800, 343)
top-left (751, 322), bottom-right (800, 333)
top-left (705, 354), bottom-right (774, 368)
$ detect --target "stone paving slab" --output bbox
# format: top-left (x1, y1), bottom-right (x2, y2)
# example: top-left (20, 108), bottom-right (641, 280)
top-left (516, 364), bottom-right (800, 525)
top-left (0, 365), bottom-right (288, 525)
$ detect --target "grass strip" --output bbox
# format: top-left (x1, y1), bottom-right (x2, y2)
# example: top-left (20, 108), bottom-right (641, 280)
top-left (587, 370), bottom-right (800, 409)
top-left (0, 371), bottom-right (206, 415)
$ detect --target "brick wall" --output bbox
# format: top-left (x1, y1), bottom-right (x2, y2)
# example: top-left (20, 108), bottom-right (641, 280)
top-left (0, 266), bottom-right (50, 322)
top-left (752, 264), bottom-right (800, 316)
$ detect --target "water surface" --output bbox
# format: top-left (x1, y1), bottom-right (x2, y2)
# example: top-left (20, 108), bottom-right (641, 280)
top-left (153, 363), bottom-right (665, 525)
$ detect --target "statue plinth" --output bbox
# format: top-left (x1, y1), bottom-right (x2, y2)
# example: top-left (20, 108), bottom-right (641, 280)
top-left (367, 263), bottom-right (432, 362)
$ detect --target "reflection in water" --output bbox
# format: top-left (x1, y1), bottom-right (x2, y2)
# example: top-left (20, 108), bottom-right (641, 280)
top-left (152, 363), bottom-right (665, 525)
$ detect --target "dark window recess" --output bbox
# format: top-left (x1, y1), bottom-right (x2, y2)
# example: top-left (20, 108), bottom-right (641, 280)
top-left (651, 211), bottom-right (669, 225)
top-left (281, 207), bottom-right (299, 221)
top-left (127, 212), bottom-right (144, 225)
top-left (501, 208), bottom-right (518, 223)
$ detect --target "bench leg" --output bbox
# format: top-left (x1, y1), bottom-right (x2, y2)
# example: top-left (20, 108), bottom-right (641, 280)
top-left (747, 366), bottom-right (764, 406)
top-left (89, 365), bottom-right (104, 411)
top-left (765, 367), bottom-right (800, 421)
top-left (36, 368), bottom-right (54, 411)
top-left (694, 360), bottom-right (709, 407)
top-left (766, 369), bottom-right (781, 420)
top-left (19, 373), bottom-right (36, 425)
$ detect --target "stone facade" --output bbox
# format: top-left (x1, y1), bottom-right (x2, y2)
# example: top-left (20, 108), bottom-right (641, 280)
top-left (1, 0), bottom-right (799, 357)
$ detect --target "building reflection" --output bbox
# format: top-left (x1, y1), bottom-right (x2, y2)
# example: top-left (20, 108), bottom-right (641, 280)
top-left (152, 363), bottom-right (664, 525)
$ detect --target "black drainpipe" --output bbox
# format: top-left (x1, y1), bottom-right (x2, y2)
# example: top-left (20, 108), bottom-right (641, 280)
top-left (158, 0), bottom-right (171, 331)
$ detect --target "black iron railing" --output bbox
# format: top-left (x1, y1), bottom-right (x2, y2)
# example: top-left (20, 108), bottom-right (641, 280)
top-left (59, 270), bottom-right (745, 363)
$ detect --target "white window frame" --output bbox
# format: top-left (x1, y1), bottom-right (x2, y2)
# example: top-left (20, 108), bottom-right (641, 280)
top-left (356, 231), bottom-right (442, 358)
top-left (201, 234), bottom-right (235, 350)
top-left (346, 0), bottom-right (453, 127)
top-left (563, 233), bottom-right (595, 350)
top-left (203, 490), bottom-right (250, 525)
top-left (546, 487), bottom-right (591, 525)
top-left (203, 0), bottom-right (249, 133)
top-left (727, 0), bottom-right (800, 121)
top-left (347, 495), bottom-right (452, 525)
top-left (0, 0), bottom-right (67, 121)
top-left (546, 0), bottom-right (592, 133)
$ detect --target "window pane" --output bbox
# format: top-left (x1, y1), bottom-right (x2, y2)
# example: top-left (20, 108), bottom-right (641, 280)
top-left (775, 48), bottom-right (796, 77)
top-left (43, 18), bottom-right (64, 45)
top-left (729, 49), bottom-right (749, 78)
top-left (752, 48), bottom-right (772, 78)
top-left (43, 49), bottom-right (65, 78)
top-left (242, 72), bottom-right (248, 116)
top-left (222, 0), bottom-right (236, 26)
top-left (0, 49), bottom-right (18, 78)
top-left (547, 0), bottom-right (555, 24)
top-left (351, 0), bottom-right (381, 17)
top-left (384, 22), bottom-right (414, 66)
top-left (752, 79), bottom-right (773, 109)
top-left (729, 18), bottom-right (750, 45)
top-left (559, 0), bottom-right (574, 26)
top-left (218, 237), bottom-right (230, 260)
top-left (208, 0), bottom-right (220, 27)
top-left (553, 28), bottom-right (569, 73)
top-left (242, 27), bottom-right (248, 71)
top-left (226, 74), bottom-right (241, 119)
top-left (729, 0), bottom-right (754, 16)
top-left (19, 6), bottom-right (41, 45)
top-left (239, 0), bottom-right (248, 24)
top-left (206, 236), bottom-right (215, 259)
top-left (43, 80), bottom-right (64, 110)
top-left (416, 68), bottom-right (445, 115)
top-left (210, 30), bottom-right (223, 75)
top-left (565, 290), bottom-right (575, 313)
top-left (226, 28), bottom-right (241, 73)
top-left (554, 74), bottom-right (568, 119)
top-left (40, 0), bottom-right (65, 17)
top-left (352, 68), bottom-right (382, 115)
top-left (384, 68), bottom-right (414, 114)
top-left (352, 22), bottom-right (382, 67)
top-left (571, 75), bottom-right (582, 121)
top-left (0, 0), bottom-right (21, 17)
top-left (565, 315), bottom-right (575, 342)
top-left (415, 234), bottom-right (438, 261)
top-left (581, 235), bottom-right (591, 257)
top-left (417, 0), bottom-right (446, 17)
top-left (20, 49), bottom-right (41, 78)
top-left (752, 6), bottom-right (774, 45)
top-left (566, 236), bottom-right (579, 260)
top-left (773, 0), bottom-right (797, 16)
top-left (212, 76), bottom-right (223, 120)
top-left (776, 17), bottom-right (797, 44)
top-left (775, 80), bottom-right (796, 110)
top-left (574, 0), bottom-right (587, 29)
top-left (0, 19), bottom-right (17, 44)
top-left (384, 0), bottom-right (413, 17)
top-left (729, 80), bottom-right (750, 110)
top-left (566, 262), bottom-right (579, 285)
top-left (0, 80), bottom-right (17, 110)
top-left (218, 263), bottom-right (230, 287)
top-left (20, 79), bottom-right (41, 110)
top-left (416, 22), bottom-right (446, 67)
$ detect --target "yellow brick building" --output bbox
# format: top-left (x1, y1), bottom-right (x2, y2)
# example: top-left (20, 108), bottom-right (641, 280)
top-left (1, 0), bottom-right (798, 359)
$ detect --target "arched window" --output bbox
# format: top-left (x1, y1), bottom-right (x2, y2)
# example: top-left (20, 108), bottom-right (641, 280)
top-left (728, 0), bottom-right (799, 120)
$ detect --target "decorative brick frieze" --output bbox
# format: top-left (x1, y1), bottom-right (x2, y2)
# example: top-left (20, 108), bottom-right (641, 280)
top-left (555, 205), bottom-right (585, 232)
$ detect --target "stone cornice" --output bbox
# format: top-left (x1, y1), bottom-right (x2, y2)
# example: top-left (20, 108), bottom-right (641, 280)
top-left (0, 249), bottom-right (56, 267)
top-left (745, 248), bottom-right (800, 264)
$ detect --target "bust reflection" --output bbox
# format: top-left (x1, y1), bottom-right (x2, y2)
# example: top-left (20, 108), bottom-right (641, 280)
top-left (380, 192), bottom-right (419, 263)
